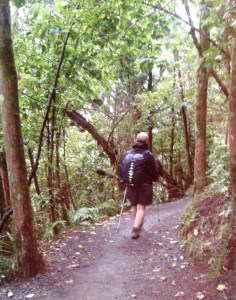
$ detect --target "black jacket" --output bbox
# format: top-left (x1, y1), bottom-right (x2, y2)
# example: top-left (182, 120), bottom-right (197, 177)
top-left (132, 142), bottom-right (159, 184)
top-left (120, 142), bottom-right (159, 185)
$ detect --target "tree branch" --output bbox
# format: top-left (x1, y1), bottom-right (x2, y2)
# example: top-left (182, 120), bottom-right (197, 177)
top-left (142, 1), bottom-right (229, 59)
top-left (66, 110), bottom-right (117, 165)
top-left (28, 29), bottom-right (71, 186)
top-left (211, 68), bottom-right (229, 99)
top-left (107, 107), bottom-right (132, 147)
top-left (0, 208), bottom-right (13, 233)
top-left (182, 0), bottom-right (202, 56)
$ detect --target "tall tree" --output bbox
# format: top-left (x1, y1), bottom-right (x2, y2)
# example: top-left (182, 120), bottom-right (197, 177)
top-left (0, 0), bottom-right (41, 276)
top-left (229, 37), bottom-right (236, 218)
top-left (183, 0), bottom-right (210, 194)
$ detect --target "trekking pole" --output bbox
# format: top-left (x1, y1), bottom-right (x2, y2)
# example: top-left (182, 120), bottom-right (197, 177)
top-left (154, 183), bottom-right (161, 222)
top-left (116, 187), bottom-right (127, 233)
top-left (157, 202), bottom-right (160, 222)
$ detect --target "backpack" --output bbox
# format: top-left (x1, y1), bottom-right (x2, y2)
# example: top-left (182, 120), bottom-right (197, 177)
top-left (120, 150), bottom-right (149, 186)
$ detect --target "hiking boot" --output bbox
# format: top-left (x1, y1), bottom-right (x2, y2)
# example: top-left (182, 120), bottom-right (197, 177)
top-left (131, 227), bottom-right (140, 239)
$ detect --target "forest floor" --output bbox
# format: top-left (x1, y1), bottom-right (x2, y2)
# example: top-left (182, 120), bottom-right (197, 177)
top-left (0, 197), bottom-right (236, 300)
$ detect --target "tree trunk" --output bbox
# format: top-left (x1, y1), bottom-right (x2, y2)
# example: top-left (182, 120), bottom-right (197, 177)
top-left (62, 127), bottom-right (76, 210)
top-left (0, 0), bottom-right (41, 276)
top-left (147, 70), bottom-right (153, 152)
top-left (169, 106), bottom-right (175, 178)
top-left (148, 126), bottom-right (153, 152)
top-left (0, 152), bottom-right (13, 254)
top-left (193, 3), bottom-right (210, 195)
top-left (0, 152), bottom-right (10, 207)
top-left (28, 148), bottom-right (41, 195)
top-left (156, 159), bottom-right (184, 199)
top-left (177, 69), bottom-right (194, 183)
top-left (46, 122), bottom-right (57, 227)
top-left (194, 64), bottom-right (209, 194)
top-left (183, 0), bottom-right (210, 194)
top-left (55, 131), bottom-right (61, 190)
top-left (229, 38), bottom-right (236, 214)
top-left (194, 63), bottom-right (209, 194)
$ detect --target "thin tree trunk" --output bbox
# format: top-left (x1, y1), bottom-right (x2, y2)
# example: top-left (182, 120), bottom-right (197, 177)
top-left (62, 126), bottom-right (75, 210)
top-left (169, 106), bottom-right (175, 178)
top-left (0, 179), bottom-right (4, 218)
top-left (28, 29), bottom-right (71, 185)
top-left (55, 131), bottom-right (61, 190)
top-left (147, 70), bottom-right (153, 152)
top-left (0, 1), bottom-right (40, 276)
top-left (28, 148), bottom-right (41, 195)
top-left (148, 126), bottom-right (153, 152)
top-left (177, 69), bottom-right (194, 183)
top-left (222, 28), bottom-right (231, 146)
top-left (0, 152), bottom-right (10, 207)
top-left (46, 122), bottom-right (57, 225)
top-left (0, 153), bottom-right (12, 254)
top-left (229, 38), bottom-right (236, 214)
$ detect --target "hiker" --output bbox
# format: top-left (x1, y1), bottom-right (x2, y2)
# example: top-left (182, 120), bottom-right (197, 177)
top-left (120, 132), bottom-right (159, 239)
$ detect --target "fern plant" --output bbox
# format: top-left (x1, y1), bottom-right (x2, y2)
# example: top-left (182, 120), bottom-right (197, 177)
top-left (70, 198), bottom-right (118, 226)
top-left (43, 220), bottom-right (67, 240)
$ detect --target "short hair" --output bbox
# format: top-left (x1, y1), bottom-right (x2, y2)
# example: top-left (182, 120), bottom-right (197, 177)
top-left (136, 132), bottom-right (149, 143)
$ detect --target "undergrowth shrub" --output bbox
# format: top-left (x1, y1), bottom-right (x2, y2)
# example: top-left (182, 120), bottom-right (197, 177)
top-left (0, 233), bottom-right (15, 274)
top-left (0, 255), bottom-right (12, 275)
top-left (70, 198), bottom-right (119, 225)
top-left (181, 188), bottom-right (233, 278)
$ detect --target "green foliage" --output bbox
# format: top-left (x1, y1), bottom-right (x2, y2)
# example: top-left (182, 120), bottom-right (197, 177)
top-left (0, 233), bottom-right (15, 274)
top-left (3, 1), bottom-right (234, 279)
top-left (70, 199), bottom-right (118, 225)
top-left (43, 220), bottom-right (67, 240)
top-left (208, 246), bottom-right (229, 279)
top-left (11, 0), bottom-right (26, 8)
top-left (0, 254), bottom-right (12, 274)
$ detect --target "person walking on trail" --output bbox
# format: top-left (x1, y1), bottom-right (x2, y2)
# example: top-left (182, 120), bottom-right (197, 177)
top-left (120, 132), bottom-right (159, 239)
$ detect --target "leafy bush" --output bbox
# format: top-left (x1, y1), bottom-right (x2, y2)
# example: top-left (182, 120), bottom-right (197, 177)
top-left (70, 198), bottom-right (118, 225)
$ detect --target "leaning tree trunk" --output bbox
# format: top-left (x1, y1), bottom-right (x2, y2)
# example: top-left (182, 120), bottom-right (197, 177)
top-left (0, 1), bottom-right (40, 276)
top-left (66, 110), bottom-right (117, 165)
top-left (67, 110), bottom-right (184, 198)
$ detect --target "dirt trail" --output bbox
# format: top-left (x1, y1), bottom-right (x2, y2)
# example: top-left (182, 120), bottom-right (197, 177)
top-left (0, 197), bottom-right (235, 300)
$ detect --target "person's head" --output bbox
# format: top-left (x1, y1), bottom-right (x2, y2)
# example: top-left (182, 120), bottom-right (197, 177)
top-left (136, 132), bottom-right (149, 144)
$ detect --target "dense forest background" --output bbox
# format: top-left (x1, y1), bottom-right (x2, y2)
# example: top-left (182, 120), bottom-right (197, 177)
top-left (0, 0), bottom-right (236, 278)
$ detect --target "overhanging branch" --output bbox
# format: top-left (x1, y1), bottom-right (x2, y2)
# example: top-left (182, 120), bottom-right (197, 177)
top-left (66, 110), bottom-right (117, 165)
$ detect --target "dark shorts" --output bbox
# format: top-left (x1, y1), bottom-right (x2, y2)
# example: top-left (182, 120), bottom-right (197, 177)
top-left (126, 183), bottom-right (153, 206)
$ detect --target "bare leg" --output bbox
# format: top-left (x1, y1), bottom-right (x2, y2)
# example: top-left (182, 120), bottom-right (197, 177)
top-left (131, 206), bottom-right (137, 220)
top-left (133, 204), bottom-right (146, 229)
